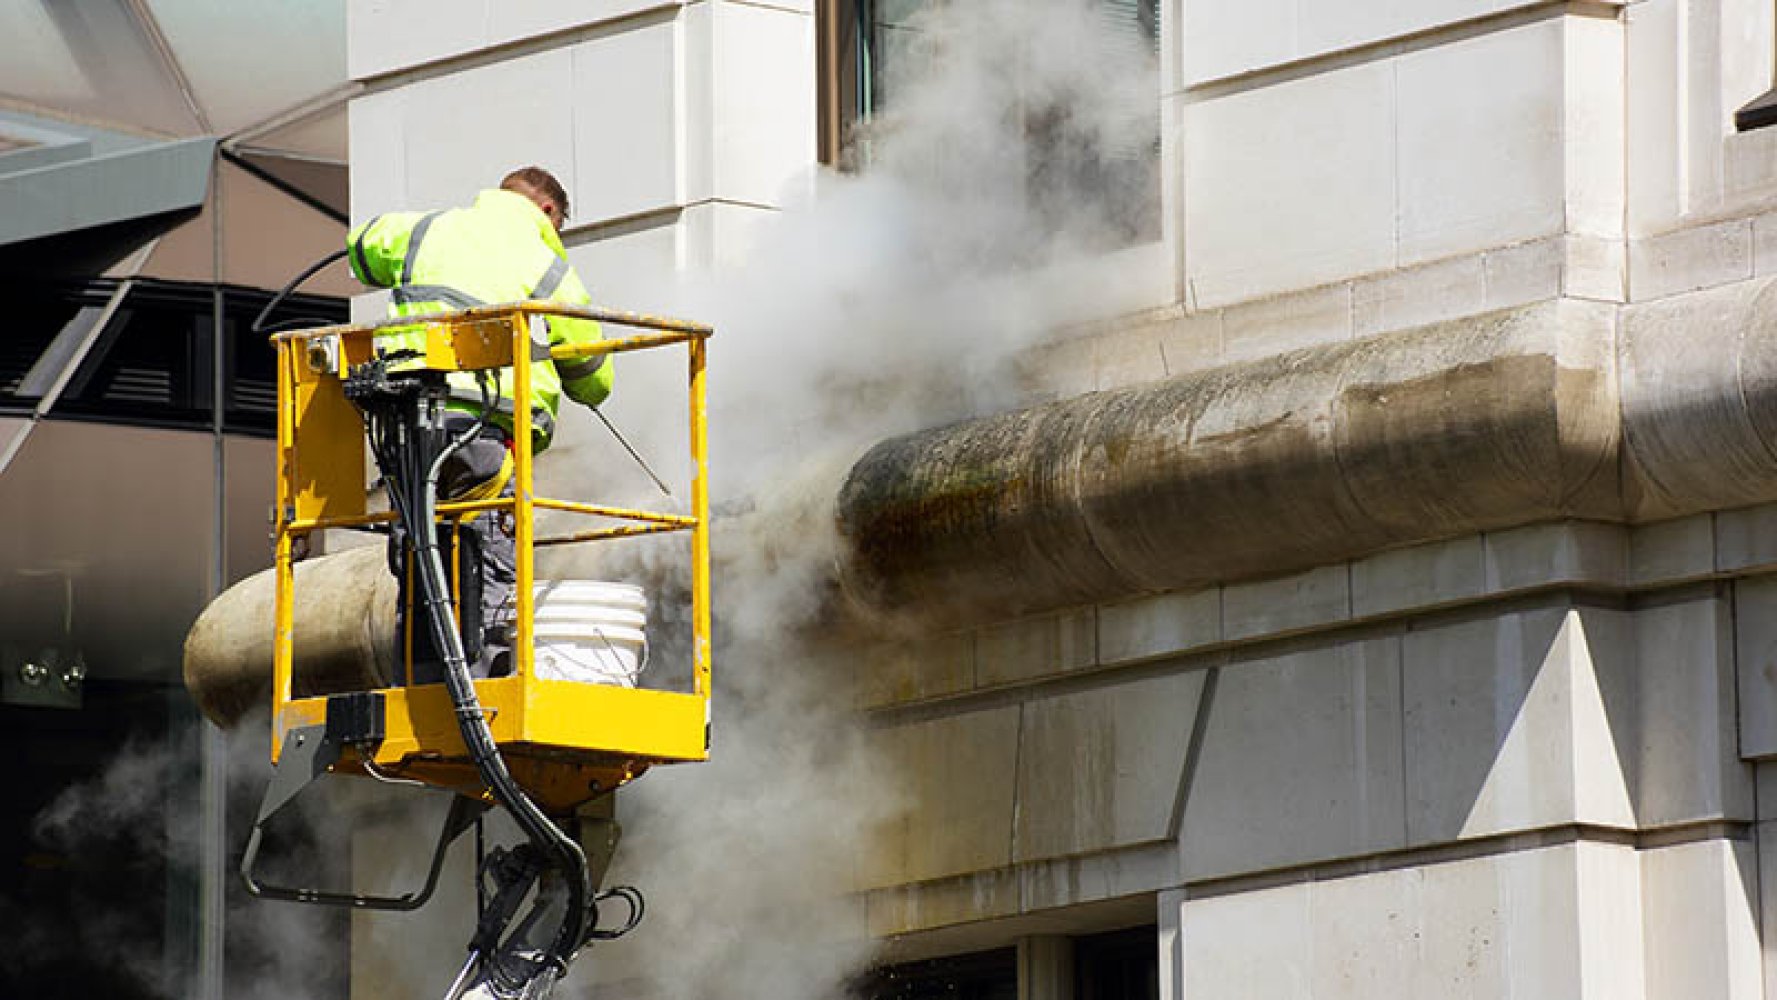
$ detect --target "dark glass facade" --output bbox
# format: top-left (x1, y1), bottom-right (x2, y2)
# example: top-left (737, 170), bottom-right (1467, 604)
top-left (0, 277), bottom-right (348, 998)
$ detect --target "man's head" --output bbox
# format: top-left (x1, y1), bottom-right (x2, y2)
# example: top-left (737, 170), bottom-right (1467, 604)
top-left (501, 166), bottom-right (570, 232)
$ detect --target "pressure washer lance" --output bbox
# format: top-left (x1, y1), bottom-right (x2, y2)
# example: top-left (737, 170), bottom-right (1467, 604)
top-left (593, 407), bottom-right (677, 504)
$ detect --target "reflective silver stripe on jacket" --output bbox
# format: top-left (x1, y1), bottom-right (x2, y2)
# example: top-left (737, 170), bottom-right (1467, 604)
top-left (392, 285), bottom-right (485, 310)
top-left (402, 210), bottom-right (445, 284)
top-left (530, 256), bottom-right (604, 380)
top-left (350, 214), bottom-right (382, 286)
top-left (531, 256), bottom-right (569, 299)
top-left (446, 385), bottom-right (555, 441)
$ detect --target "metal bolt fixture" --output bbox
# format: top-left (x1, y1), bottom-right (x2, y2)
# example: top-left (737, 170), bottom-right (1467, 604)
top-left (60, 656), bottom-right (85, 690)
top-left (19, 660), bottom-right (48, 686)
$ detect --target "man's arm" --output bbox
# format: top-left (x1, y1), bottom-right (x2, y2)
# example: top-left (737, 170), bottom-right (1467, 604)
top-left (345, 212), bottom-right (425, 288)
top-left (543, 262), bottom-right (614, 409)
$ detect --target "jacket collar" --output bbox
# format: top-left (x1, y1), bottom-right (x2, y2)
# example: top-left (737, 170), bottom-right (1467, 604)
top-left (475, 188), bottom-right (567, 257)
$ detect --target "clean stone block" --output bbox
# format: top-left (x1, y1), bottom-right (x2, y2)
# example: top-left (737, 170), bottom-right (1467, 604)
top-left (853, 633), bottom-right (975, 710)
top-left (1180, 636), bottom-right (1405, 881)
top-left (866, 706), bottom-right (1021, 885)
top-left (1299, 0), bottom-right (1550, 73)
top-left (349, 0), bottom-right (678, 80)
top-left (346, 92), bottom-right (404, 217)
top-left (1351, 255), bottom-right (1488, 337)
top-left (1484, 238), bottom-right (1563, 309)
top-left (570, 25), bottom-right (681, 223)
top-left (1182, 61), bottom-right (1395, 307)
top-left (1221, 564), bottom-right (1351, 641)
top-left (566, 216), bottom-right (680, 310)
top-left (707, 2), bottom-right (816, 207)
top-left (1427, 843), bottom-right (1602, 998)
top-left (397, 47), bottom-right (578, 209)
top-left (1715, 503), bottom-right (1777, 573)
top-left (1179, 844), bottom-right (1606, 1000)
top-left (1181, 0), bottom-right (1549, 88)
top-left (348, 0), bottom-right (489, 80)
top-left (1629, 219), bottom-right (1755, 302)
top-left (1563, 234), bottom-right (1628, 301)
top-left (1219, 283), bottom-right (1352, 364)
top-left (1305, 864), bottom-right (1422, 997)
top-left (1634, 590), bottom-right (1753, 826)
top-left (1562, 12), bottom-right (1627, 240)
top-left (1403, 606), bottom-right (1637, 845)
top-left (975, 611), bottom-right (1097, 688)
top-left (1736, 576), bottom-right (1777, 760)
top-left (1014, 670), bottom-right (1204, 863)
top-left (1351, 535), bottom-right (1486, 618)
top-left (1640, 838), bottom-right (1763, 1000)
top-left (1178, 0), bottom-right (1297, 87)
top-left (1575, 839), bottom-right (1652, 1000)
top-left (1098, 588), bottom-right (1220, 666)
top-left (1395, 19), bottom-right (1567, 265)
top-left (1179, 877), bottom-right (1314, 999)
top-left (1483, 521), bottom-right (1628, 594)
top-left (1629, 514), bottom-right (1715, 587)
top-left (1623, 0), bottom-right (1683, 235)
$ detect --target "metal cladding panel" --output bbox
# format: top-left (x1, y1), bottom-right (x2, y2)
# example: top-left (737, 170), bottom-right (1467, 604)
top-left (0, 136), bottom-right (216, 249)
top-left (0, 420), bottom-right (214, 681)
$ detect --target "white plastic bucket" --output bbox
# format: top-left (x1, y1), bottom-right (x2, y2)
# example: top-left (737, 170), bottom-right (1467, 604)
top-left (530, 580), bottom-right (648, 687)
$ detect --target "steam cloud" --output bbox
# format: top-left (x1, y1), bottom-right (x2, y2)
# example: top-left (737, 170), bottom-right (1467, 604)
top-left (548, 2), bottom-right (1162, 998)
top-left (17, 3), bottom-right (1160, 998)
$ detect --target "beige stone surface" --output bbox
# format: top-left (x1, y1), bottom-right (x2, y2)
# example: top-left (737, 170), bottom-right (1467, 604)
top-left (867, 706), bottom-right (1022, 885)
top-left (1013, 670), bottom-right (1205, 862)
top-left (1640, 838), bottom-right (1762, 1000)
top-left (1402, 606), bottom-right (1636, 845)
top-left (976, 610), bottom-right (1097, 688)
top-left (1350, 536), bottom-right (1486, 619)
top-left (1180, 636), bottom-right (1405, 880)
top-left (1633, 590), bottom-right (1753, 826)
top-left (1097, 589), bottom-right (1220, 667)
top-left (1176, 843), bottom-right (1645, 1000)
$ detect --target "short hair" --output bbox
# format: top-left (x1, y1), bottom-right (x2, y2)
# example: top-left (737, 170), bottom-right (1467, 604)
top-left (501, 166), bottom-right (570, 223)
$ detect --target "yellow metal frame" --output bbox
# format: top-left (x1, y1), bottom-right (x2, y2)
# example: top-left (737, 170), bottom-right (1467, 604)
top-left (271, 301), bottom-right (712, 812)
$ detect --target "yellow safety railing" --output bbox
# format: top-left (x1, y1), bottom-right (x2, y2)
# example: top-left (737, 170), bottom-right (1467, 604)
top-left (268, 301), bottom-right (711, 808)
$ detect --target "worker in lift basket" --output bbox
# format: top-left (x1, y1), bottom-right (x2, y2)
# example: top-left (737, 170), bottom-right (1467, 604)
top-left (345, 166), bottom-right (614, 681)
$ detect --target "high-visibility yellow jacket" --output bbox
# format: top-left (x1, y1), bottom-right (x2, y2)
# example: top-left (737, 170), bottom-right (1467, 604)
top-left (346, 188), bottom-right (613, 450)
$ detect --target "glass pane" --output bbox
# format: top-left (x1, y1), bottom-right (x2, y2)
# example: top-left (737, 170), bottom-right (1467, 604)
top-left (0, 1), bottom-right (195, 136)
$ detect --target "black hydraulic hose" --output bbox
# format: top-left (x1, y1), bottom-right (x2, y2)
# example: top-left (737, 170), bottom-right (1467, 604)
top-left (252, 248), bottom-right (348, 336)
top-left (404, 399), bottom-right (590, 986)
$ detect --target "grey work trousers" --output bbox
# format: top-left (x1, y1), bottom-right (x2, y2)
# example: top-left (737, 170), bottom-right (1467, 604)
top-left (395, 416), bottom-right (515, 682)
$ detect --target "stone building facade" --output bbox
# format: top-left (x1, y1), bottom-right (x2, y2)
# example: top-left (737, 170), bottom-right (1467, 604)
top-left (347, 2), bottom-right (1777, 998)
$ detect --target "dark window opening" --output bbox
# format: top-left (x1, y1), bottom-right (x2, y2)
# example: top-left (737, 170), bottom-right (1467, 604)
top-left (0, 279), bottom-right (344, 435)
top-left (856, 947), bottom-right (1018, 1000)
top-left (1077, 927), bottom-right (1160, 1000)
